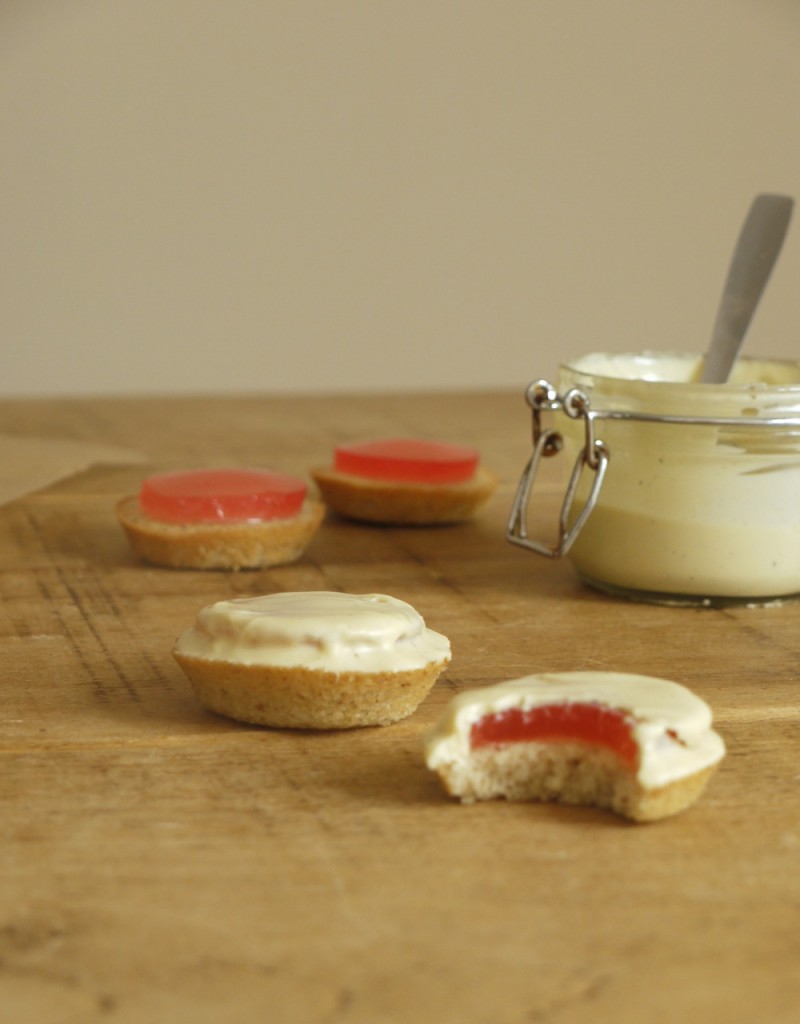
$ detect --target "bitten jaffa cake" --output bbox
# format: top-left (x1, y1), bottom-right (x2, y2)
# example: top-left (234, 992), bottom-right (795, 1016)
top-left (425, 671), bottom-right (725, 822)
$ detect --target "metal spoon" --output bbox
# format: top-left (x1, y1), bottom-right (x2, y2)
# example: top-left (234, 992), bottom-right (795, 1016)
top-left (701, 193), bottom-right (794, 383)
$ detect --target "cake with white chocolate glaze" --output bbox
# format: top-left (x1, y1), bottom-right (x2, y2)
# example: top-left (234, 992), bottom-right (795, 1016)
top-left (425, 671), bottom-right (725, 821)
top-left (173, 591), bottom-right (451, 729)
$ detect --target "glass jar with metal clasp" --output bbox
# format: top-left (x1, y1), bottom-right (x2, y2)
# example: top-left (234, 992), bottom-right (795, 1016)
top-left (507, 351), bottom-right (800, 606)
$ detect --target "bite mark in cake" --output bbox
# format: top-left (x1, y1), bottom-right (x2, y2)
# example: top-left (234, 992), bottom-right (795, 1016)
top-left (425, 671), bottom-right (725, 821)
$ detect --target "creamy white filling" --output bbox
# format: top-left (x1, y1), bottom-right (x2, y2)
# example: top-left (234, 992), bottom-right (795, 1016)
top-left (174, 591), bottom-right (451, 673)
top-left (425, 671), bottom-right (725, 789)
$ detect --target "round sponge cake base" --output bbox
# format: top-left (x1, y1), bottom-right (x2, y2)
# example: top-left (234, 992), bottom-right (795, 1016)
top-left (431, 742), bottom-right (720, 822)
top-left (116, 495), bottom-right (324, 570)
top-left (173, 652), bottom-right (449, 729)
top-left (310, 466), bottom-right (498, 525)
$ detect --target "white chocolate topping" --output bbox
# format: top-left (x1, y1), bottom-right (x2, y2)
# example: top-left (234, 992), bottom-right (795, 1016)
top-left (425, 671), bottom-right (725, 789)
top-left (174, 591), bottom-right (451, 674)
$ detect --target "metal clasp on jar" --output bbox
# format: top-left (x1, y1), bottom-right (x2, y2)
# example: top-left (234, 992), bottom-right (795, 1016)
top-left (507, 380), bottom-right (609, 558)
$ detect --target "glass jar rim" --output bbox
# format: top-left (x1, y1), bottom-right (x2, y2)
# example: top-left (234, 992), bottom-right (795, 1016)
top-left (560, 350), bottom-right (800, 394)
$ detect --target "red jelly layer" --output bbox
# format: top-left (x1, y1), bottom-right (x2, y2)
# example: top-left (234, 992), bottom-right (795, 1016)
top-left (140, 469), bottom-right (307, 524)
top-left (334, 439), bottom-right (479, 484)
top-left (470, 702), bottom-right (639, 769)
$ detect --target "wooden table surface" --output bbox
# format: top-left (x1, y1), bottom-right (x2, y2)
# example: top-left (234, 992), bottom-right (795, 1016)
top-left (1, 390), bottom-right (798, 1024)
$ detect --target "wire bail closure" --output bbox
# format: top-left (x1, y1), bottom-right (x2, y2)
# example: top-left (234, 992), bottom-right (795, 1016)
top-left (506, 380), bottom-right (609, 558)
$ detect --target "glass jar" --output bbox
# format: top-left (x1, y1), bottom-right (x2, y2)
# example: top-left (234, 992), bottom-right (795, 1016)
top-left (507, 351), bottom-right (800, 605)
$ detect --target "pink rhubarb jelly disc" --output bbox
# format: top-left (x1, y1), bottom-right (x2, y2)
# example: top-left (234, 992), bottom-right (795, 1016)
top-left (140, 469), bottom-right (307, 524)
top-left (334, 439), bottom-right (479, 484)
top-left (470, 702), bottom-right (639, 769)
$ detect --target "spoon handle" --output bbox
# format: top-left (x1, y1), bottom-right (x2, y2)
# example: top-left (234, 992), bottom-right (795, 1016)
top-left (701, 193), bottom-right (794, 384)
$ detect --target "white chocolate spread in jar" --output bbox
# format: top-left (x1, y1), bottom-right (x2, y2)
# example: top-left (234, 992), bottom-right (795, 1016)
top-left (509, 352), bottom-right (800, 604)
top-left (173, 591), bottom-right (452, 672)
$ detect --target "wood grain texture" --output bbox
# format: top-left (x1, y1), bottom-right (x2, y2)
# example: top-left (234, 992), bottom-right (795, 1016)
top-left (1, 392), bottom-right (798, 1023)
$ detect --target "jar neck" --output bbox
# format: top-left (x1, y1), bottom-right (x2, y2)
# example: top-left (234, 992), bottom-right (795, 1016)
top-left (559, 353), bottom-right (800, 419)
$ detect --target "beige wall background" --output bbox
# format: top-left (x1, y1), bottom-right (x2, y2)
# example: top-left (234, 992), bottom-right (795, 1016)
top-left (2, 0), bottom-right (800, 397)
